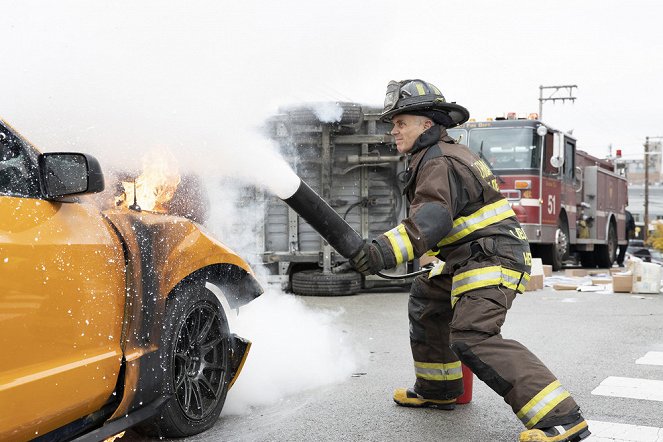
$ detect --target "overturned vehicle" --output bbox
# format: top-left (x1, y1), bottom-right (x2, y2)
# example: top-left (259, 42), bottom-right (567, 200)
top-left (260, 103), bottom-right (415, 296)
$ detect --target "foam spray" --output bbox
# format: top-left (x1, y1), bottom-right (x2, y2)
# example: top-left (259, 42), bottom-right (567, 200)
top-left (199, 105), bottom-right (366, 415)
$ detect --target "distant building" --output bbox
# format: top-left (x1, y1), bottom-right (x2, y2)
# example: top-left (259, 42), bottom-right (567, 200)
top-left (627, 184), bottom-right (663, 236)
top-left (615, 140), bottom-right (662, 185)
top-left (612, 141), bottom-right (662, 239)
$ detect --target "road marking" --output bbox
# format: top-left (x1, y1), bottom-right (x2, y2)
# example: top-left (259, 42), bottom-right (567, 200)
top-left (591, 376), bottom-right (663, 402)
top-left (636, 351), bottom-right (663, 366)
top-left (586, 420), bottom-right (663, 441)
top-left (586, 351), bottom-right (663, 440)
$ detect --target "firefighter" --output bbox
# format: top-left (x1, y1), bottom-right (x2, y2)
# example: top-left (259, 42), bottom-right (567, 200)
top-left (616, 210), bottom-right (636, 266)
top-left (351, 79), bottom-right (590, 442)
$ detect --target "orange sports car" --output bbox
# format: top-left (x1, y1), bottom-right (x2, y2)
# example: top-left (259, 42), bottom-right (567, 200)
top-left (0, 120), bottom-right (262, 441)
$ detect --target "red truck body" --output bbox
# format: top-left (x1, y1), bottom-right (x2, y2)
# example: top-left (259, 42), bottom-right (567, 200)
top-left (448, 119), bottom-right (628, 270)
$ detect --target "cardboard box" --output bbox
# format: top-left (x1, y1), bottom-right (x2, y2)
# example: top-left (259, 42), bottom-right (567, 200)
top-left (612, 274), bottom-right (633, 293)
top-left (525, 274), bottom-right (544, 291)
top-left (591, 277), bottom-right (613, 285)
top-left (565, 269), bottom-right (587, 277)
top-left (531, 258), bottom-right (544, 276)
top-left (553, 283), bottom-right (579, 291)
top-left (632, 262), bottom-right (662, 294)
top-left (542, 265), bottom-right (553, 277)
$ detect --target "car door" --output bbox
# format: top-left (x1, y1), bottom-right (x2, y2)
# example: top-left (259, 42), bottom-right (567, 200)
top-left (0, 126), bottom-right (126, 440)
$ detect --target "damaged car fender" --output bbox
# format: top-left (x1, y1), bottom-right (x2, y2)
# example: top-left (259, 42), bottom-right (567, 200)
top-left (100, 209), bottom-right (263, 422)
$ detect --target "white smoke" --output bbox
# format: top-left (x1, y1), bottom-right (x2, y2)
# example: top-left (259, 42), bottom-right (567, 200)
top-left (1, 1), bottom-right (367, 414)
top-left (188, 131), bottom-right (301, 200)
top-left (311, 102), bottom-right (344, 123)
top-left (220, 288), bottom-right (360, 415)
top-left (203, 159), bottom-right (361, 414)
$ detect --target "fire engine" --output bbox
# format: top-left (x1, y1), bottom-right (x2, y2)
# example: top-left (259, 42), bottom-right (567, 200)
top-left (448, 117), bottom-right (628, 270)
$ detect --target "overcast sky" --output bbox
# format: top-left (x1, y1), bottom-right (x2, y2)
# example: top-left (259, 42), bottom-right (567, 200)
top-left (2, 0), bottom-right (662, 170)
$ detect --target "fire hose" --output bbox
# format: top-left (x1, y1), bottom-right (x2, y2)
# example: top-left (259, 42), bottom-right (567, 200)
top-left (330, 260), bottom-right (433, 279)
top-left (280, 178), bottom-right (432, 280)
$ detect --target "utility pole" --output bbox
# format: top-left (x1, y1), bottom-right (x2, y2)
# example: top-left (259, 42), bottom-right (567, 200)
top-left (538, 85), bottom-right (577, 120)
top-left (645, 136), bottom-right (649, 241)
top-left (643, 135), bottom-right (663, 241)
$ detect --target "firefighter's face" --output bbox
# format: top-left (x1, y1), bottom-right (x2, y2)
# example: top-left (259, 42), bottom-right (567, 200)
top-left (390, 114), bottom-right (433, 153)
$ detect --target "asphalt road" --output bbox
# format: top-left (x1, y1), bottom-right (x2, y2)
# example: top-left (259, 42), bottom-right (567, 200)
top-left (125, 275), bottom-right (663, 442)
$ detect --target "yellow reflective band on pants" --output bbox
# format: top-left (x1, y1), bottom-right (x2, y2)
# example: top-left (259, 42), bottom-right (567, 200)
top-left (384, 224), bottom-right (414, 265)
top-left (516, 380), bottom-right (571, 428)
top-left (414, 360), bottom-right (463, 381)
top-left (438, 199), bottom-right (516, 247)
top-left (450, 266), bottom-right (530, 307)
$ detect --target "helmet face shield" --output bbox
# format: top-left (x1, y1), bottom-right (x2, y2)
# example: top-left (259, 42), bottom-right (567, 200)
top-left (379, 79), bottom-right (470, 128)
top-left (382, 80), bottom-right (402, 117)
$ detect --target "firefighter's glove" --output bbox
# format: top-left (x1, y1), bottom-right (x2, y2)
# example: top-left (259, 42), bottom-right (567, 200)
top-left (351, 241), bottom-right (385, 276)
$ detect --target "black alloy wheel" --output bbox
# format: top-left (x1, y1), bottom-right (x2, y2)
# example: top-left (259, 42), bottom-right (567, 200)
top-left (173, 300), bottom-right (227, 420)
top-left (135, 284), bottom-right (231, 438)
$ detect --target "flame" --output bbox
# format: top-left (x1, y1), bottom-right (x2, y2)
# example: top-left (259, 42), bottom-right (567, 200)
top-left (118, 150), bottom-right (181, 212)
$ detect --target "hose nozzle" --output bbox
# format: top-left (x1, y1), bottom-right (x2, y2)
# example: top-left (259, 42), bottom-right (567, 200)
top-left (281, 179), bottom-right (364, 259)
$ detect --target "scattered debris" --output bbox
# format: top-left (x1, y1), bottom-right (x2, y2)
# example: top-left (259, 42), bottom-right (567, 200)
top-left (577, 285), bottom-right (609, 292)
top-left (545, 275), bottom-right (593, 291)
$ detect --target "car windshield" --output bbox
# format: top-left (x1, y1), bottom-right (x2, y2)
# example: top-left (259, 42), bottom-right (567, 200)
top-left (465, 127), bottom-right (540, 171)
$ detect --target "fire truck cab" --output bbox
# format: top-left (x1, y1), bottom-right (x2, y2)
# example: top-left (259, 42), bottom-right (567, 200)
top-left (448, 118), bottom-right (628, 270)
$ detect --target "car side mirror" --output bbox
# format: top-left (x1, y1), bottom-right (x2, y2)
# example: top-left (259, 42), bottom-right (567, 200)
top-left (38, 152), bottom-right (105, 198)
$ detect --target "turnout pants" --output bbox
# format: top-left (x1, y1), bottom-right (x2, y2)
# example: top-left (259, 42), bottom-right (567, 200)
top-left (409, 274), bottom-right (580, 429)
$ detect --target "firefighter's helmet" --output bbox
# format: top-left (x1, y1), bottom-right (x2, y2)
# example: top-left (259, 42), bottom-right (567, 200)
top-left (380, 79), bottom-right (470, 128)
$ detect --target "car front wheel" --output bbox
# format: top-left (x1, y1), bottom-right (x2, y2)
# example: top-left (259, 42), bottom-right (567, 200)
top-left (136, 283), bottom-right (231, 438)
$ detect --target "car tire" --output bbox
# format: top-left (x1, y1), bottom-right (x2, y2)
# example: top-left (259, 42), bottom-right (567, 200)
top-left (291, 269), bottom-right (362, 296)
top-left (135, 283), bottom-right (231, 438)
